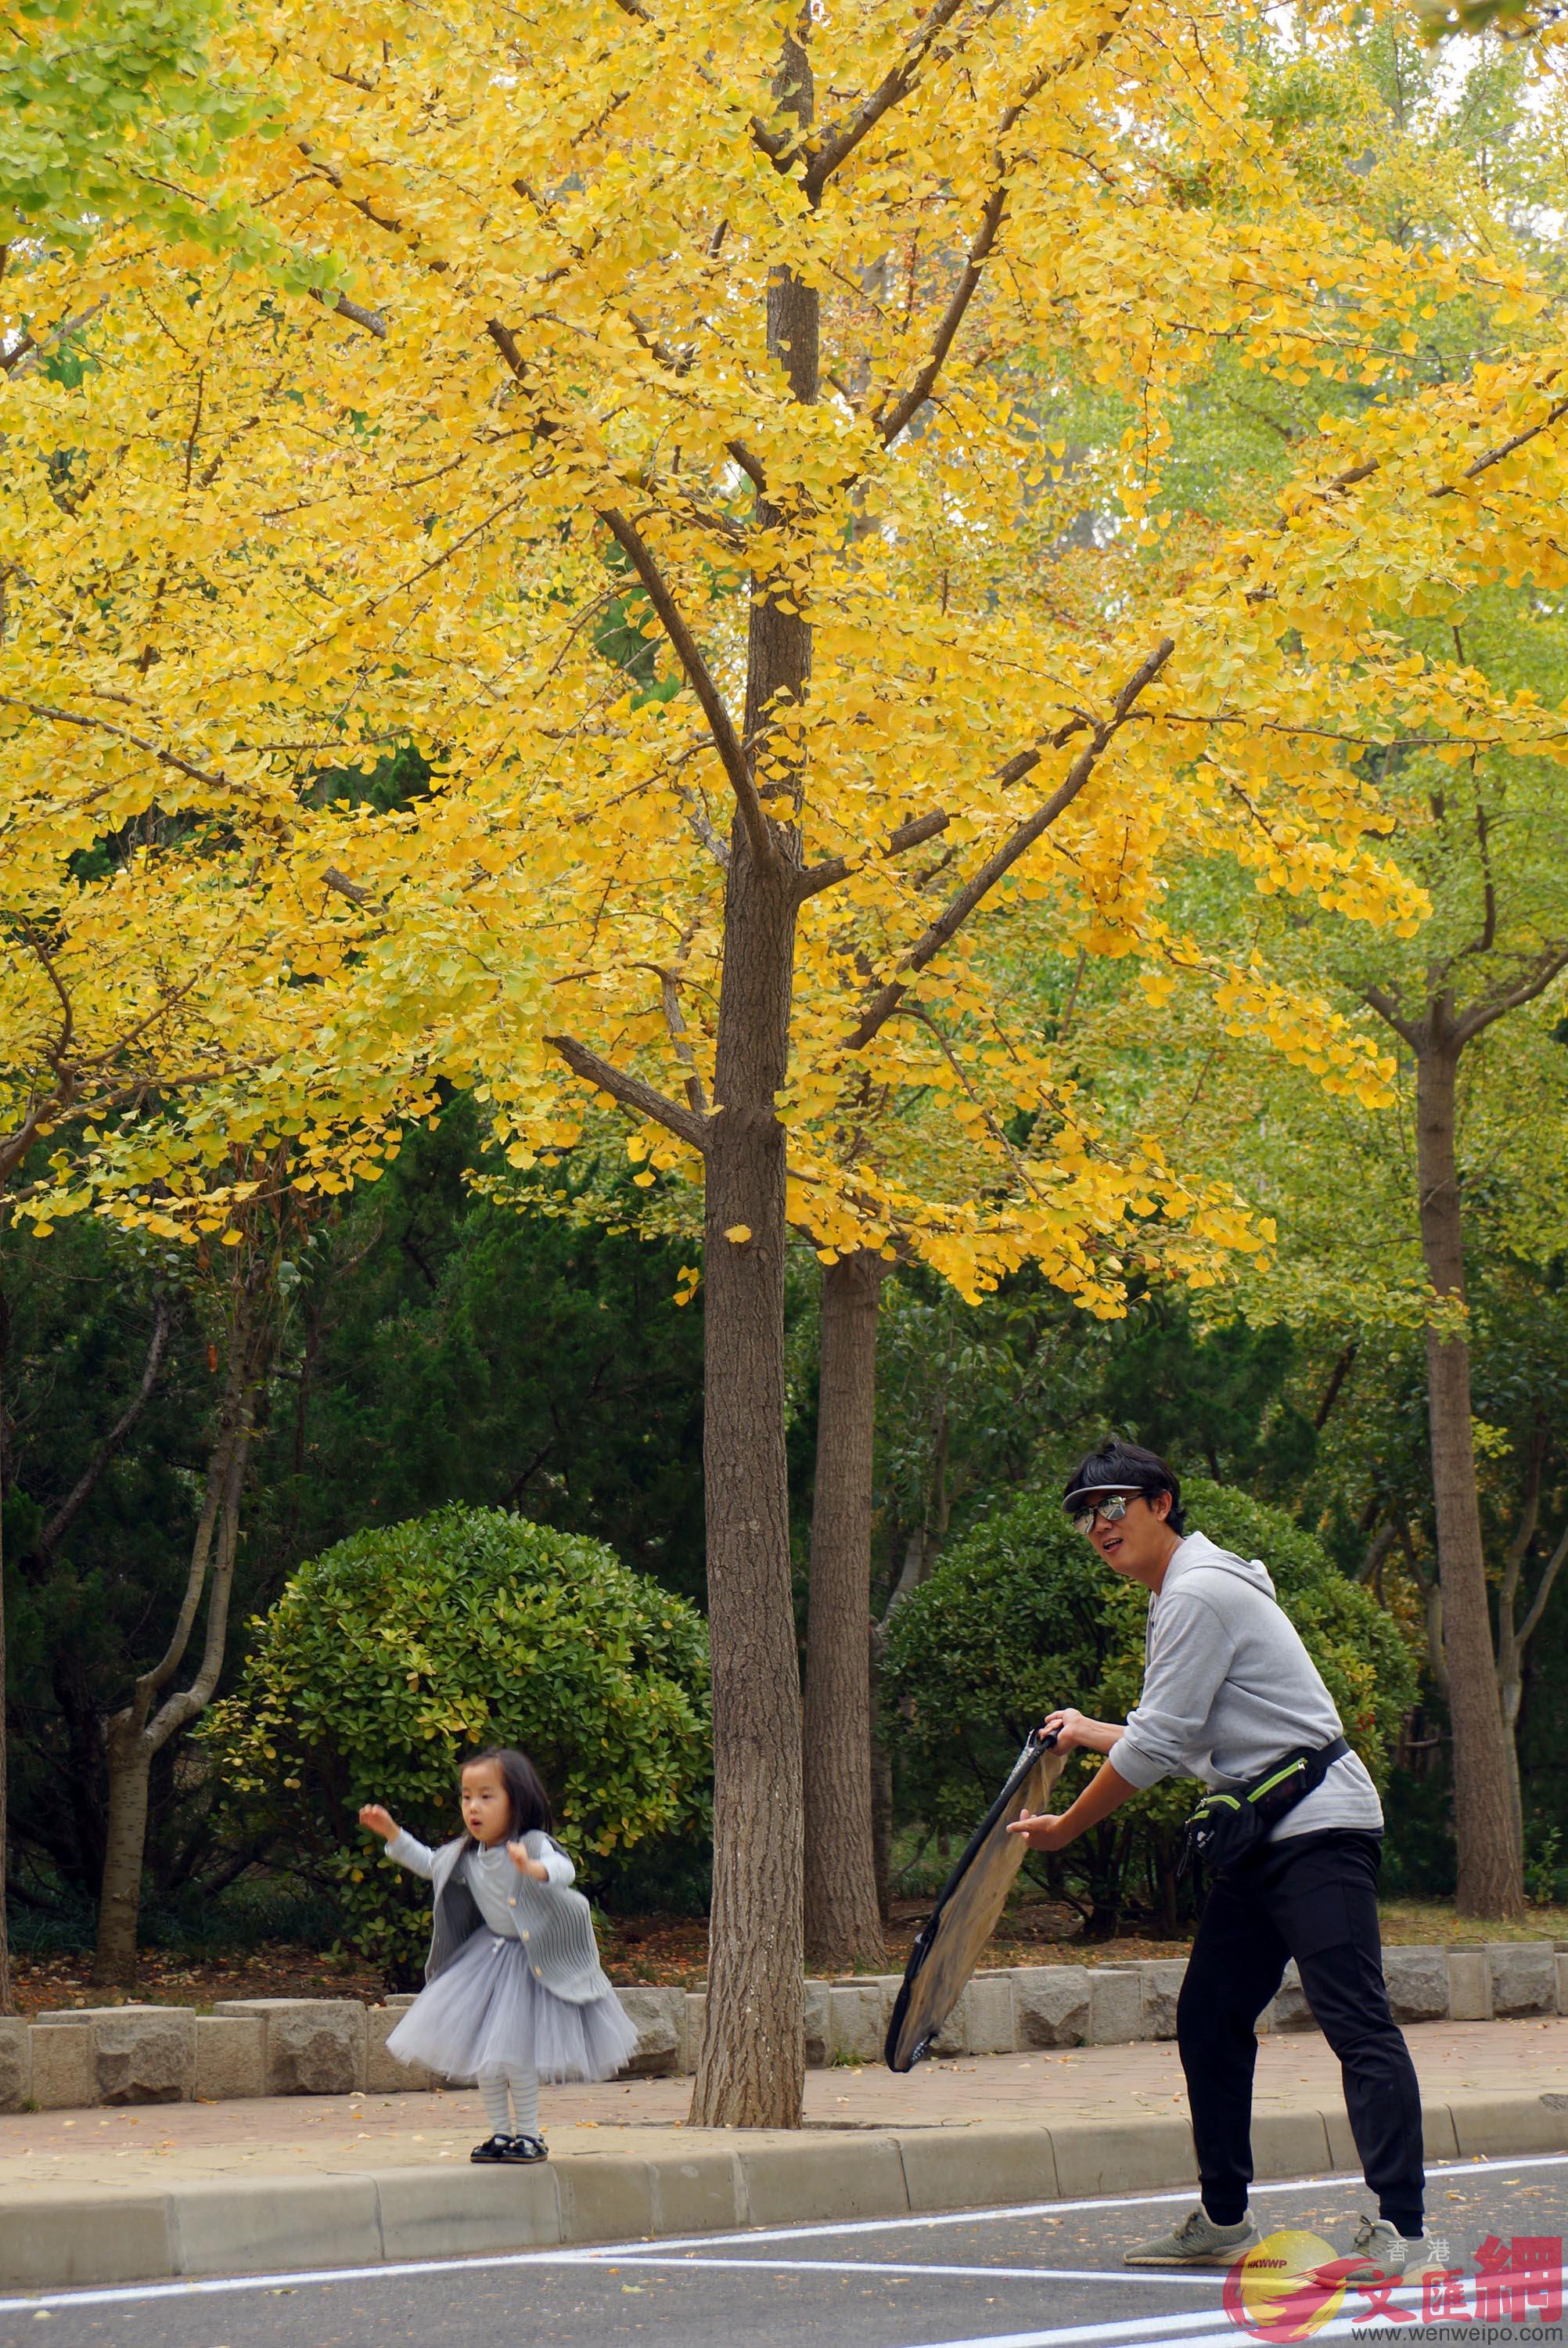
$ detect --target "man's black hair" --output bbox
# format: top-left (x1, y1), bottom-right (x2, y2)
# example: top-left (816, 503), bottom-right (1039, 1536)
top-left (1062, 1440), bottom-right (1186, 1536)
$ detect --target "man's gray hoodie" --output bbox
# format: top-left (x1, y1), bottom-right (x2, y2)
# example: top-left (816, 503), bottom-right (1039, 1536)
top-left (1107, 1530), bottom-right (1383, 1842)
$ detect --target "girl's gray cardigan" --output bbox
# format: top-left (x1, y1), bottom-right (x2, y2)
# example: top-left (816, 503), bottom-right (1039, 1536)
top-left (386, 1828), bottom-right (617, 2005)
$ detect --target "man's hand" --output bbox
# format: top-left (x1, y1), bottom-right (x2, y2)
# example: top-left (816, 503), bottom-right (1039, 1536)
top-left (1041, 1708), bottom-right (1121, 1754)
top-left (1007, 1807), bottom-right (1072, 1852)
top-left (358, 1804), bottom-right (398, 1841)
top-left (507, 1840), bottom-right (549, 1881)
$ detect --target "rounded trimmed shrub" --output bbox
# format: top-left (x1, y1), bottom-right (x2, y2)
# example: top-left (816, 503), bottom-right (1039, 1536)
top-left (200, 1507), bottom-right (710, 1973)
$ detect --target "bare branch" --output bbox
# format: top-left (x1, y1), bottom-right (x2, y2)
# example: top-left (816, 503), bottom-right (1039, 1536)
top-left (804, 0), bottom-right (970, 200)
top-left (1286, 378), bottom-right (1568, 534)
top-left (675, 782), bottom-right (731, 869)
top-left (0, 695), bottom-right (229, 790)
top-left (545, 1032), bottom-right (710, 1152)
top-left (873, 15), bottom-right (1127, 448)
top-left (651, 966), bottom-right (710, 1118)
top-left (1519, 1517), bottom-right (1568, 1651)
top-left (134, 1286), bottom-right (258, 1716)
top-left (846, 637), bottom-right (1174, 1048)
top-left (311, 286), bottom-right (388, 340)
top-left (1363, 982), bottom-right (1422, 1052)
top-left (1432, 389), bottom-right (1568, 501)
top-left (1454, 938), bottom-right (1568, 1045)
top-left (37, 1294), bottom-right (172, 1558)
top-left (600, 506), bottom-right (775, 871)
top-left (1457, 801), bottom-right (1497, 959)
top-left (322, 864), bottom-right (372, 905)
top-left (797, 808), bottom-right (951, 899)
top-left (876, 178), bottom-right (1007, 448)
top-left (2, 297), bottom-right (110, 381)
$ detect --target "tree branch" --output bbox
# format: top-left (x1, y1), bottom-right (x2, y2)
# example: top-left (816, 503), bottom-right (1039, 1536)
top-left (131, 1284), bottom-right (257, 1720)
top-left (797, 807), bottom-right (951, 899)
top-left (1457, 801), bottom-right (1497, 959)
top-left (36, 1295), bottom-right (171, 1558)
top-left (1287, 380), bottom-right (1568, 531)
top-left (1518, 1517), bottom-right (1568, 1652)
top-left (1362, 981), bottom-right (1422, 1052)
top-left (1499, 1426), bottom-right (1545, 1626)
top-left (845, 638), bottom-right (1174, 1048)
top-left (802, 0), bottom-right (971, 200)
top-left (0, 697), bottom-right (229, 791)
top-left (599, 507), bottom-right (775, 872)
top-left (1454, 938), bottom-right (1568, 1045)
top-left (544, 1032), bottom-right (710, 1152)
top-left (310, 286), bottom-right (388, 340)
top-left (1312, 1339), bottom-right (1358, 1432)
top-left (872, 15), bottom-right (1127, 448)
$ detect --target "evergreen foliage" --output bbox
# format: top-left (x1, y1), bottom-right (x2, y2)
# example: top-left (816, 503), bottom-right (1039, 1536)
top-left (882, 1478), bottom-right (1418, 1932)
top-left (200, 1507), bottom-right (711, 1975)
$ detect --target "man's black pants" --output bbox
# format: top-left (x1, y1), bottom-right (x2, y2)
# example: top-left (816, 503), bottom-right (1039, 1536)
top-left (1177, 1828), bottom-right (1425, 2235)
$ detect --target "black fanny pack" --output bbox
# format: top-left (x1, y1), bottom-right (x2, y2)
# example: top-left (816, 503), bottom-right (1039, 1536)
top-left (1182, 1734), bottom-right (1350, 1876)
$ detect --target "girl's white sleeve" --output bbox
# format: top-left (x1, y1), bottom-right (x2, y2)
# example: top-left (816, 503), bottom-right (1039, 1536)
top-left (532, 1835), bottom-right (575, 1887)
top-left (384, 1828), bottom-right (436, 1880)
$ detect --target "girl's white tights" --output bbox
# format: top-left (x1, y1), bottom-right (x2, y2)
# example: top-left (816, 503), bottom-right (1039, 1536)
top-left (479, 2064), bottom-right (541, 2141)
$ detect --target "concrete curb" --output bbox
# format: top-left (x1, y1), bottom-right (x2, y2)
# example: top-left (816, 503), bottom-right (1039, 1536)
top-left (13, 1942), bottom-right (1568, 2113)
top-left (4, 2088), bottom-right (1567, 2292)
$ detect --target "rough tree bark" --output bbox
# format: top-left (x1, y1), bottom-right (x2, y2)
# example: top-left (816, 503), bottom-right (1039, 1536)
top-left (687, 23), bottom-right (818, 2126)
top-left (92, 1277), bottom-right (268, 1984)
top-left (0, 1212), bottom-right (13, 2014)
top-left (1414, 1039), bottom-right (1523, 1918)
top-left (1495, 1431), bottom-right (1568, 1853)
top-left (803, 1249), bottom-right (886, 1972)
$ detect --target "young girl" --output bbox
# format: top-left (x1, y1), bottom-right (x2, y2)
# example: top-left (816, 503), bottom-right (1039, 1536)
top-left (359, 1746), bottom-right (638, 2163)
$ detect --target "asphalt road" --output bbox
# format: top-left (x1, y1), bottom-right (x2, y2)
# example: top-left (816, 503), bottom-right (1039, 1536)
top-left (5, 2152), bottom-right (1566, 2348)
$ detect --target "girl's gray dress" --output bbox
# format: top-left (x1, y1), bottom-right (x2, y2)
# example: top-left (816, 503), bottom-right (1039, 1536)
top-left (381, 1828), bottom-right (638, 2084)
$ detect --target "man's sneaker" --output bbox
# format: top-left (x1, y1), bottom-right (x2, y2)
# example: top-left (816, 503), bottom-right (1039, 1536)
top-left (1125, 2207), bottom-right (1259, 2267)
top-left (498, 2134), bottom-right (548, 2163)
top-left (469, 2134), bottom-right (514, 2163)
top-left (1343, 2216), bottom-right (1444, 2281)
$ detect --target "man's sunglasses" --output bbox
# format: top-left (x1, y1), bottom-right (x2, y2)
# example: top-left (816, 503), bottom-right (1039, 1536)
top-left (1070, 1492), bottom-right (1139, 1537)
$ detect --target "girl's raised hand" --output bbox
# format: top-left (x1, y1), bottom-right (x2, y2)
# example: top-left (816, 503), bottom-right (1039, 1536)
top-left (358, 1803), bottom-right (399, 1840)
top-left (506, 1839), bottom-right (549, 1882)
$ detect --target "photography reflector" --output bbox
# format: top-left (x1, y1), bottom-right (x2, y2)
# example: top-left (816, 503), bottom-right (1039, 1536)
top-left (885, 1727), bottom-right (1066, 2073)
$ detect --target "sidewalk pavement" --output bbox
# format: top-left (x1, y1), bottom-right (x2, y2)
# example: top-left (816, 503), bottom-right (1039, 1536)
top-left (5, 2018), bottom-right (1568, 2292)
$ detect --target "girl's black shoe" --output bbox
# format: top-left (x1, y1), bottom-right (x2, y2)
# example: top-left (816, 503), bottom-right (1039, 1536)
top-left (469, 2134), bottom-right (514, 2163)
top-left (501, 2134), bottom-right (548, 2163)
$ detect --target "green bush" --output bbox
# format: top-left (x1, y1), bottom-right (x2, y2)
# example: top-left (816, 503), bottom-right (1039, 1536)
top-left (200, 1507), bottom-right (711, 1975)
top-left (882, 1478), bottom-right (1418, 1935)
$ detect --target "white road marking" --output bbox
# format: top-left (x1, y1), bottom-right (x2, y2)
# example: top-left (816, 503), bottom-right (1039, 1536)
top-left (568, 2146), bottom-right (1568, 2258)
top-left (0, 2149), bottom-right (1561, 2317)
top-left (883, 2313), bottom-right (1234, 2348)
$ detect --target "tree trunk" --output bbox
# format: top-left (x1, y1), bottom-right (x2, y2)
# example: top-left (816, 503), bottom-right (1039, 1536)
top-left (685, 15), bottom-right (819, 2130)
top-left (869, 1682), bottom-right (894, 1927)
top-left (804, 1250), bottom-right (885, 1972)
top-left (92, 1284), bottom-right (262, 1985)
top-left (0, 1216), bottom-right (13, 2014)
top-left (689, 836), bottom-right (806, 2126)
top-left (93, 1724), bottom-right (155, 1983)
top-left (1415, 1043), bottom-right (1523, 1918)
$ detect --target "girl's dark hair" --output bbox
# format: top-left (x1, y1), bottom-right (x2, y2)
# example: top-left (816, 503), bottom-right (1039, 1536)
top-left (458, 1746), bottom-right (554, 1840)
top-left (1062, 1439), bottom-right (1186, 1536)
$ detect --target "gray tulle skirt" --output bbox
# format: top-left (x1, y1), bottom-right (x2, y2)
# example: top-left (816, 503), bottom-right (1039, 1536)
top-left (385, 1930), bottom-right (639, 2084)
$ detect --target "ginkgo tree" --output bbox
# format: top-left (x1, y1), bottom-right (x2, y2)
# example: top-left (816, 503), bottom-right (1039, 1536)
top-left (18, 0), bottom-right (1568, 2119)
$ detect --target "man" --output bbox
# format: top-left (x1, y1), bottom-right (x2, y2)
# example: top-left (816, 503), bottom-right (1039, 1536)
top-left (1009, 1439), bottom-right (1432, 2278)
